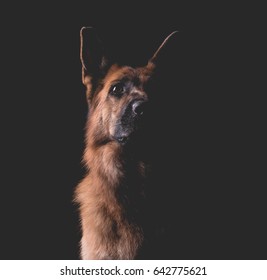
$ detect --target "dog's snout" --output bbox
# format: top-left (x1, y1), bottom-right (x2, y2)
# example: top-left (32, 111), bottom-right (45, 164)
top-left (113, 99), bottom-right (147, 145)
top-left (132, 100), bottom-right (145, 116)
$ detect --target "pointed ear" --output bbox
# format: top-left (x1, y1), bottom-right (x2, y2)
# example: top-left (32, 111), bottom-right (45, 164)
top-left (80, 27), bottom-right (107, 85)
top-left (148, 31), bottom-right (179, 68)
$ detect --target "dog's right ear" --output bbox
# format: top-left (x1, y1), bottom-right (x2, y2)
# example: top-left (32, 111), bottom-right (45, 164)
top-left (80, 27), bottom-right (107, 90)
top-left (147, 31), bottom-right (179, 69)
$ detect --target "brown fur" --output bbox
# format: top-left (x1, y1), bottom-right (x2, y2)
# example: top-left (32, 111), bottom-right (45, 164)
top-left (75, 66), bottom-right (152, 259)
top-left (74, 28), bottom-right (178, 259)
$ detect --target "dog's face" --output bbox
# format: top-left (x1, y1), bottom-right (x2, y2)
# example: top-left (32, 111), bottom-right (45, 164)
top-left (88, 64), bottom-right (152, 145)
top-left (80, 27), bottom-right (178, 147)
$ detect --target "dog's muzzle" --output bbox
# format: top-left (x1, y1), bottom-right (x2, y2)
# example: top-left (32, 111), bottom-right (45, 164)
top-left (113, 99), bottom-right (147, 145)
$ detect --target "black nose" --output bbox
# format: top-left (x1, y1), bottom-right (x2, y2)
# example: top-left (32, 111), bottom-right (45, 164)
top-left (132, 100), bottom-right (145, 116)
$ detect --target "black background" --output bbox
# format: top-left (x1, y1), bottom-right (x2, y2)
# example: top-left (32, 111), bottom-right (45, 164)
top-left (1, 2), bottom-right (265, 260)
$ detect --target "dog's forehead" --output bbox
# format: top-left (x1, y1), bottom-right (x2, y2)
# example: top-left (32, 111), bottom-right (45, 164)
top-left (104, 65), bottom-right (152, 86)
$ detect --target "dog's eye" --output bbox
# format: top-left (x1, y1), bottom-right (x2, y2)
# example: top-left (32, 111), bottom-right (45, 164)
top-left (109, 83), bottom-right (125, 97)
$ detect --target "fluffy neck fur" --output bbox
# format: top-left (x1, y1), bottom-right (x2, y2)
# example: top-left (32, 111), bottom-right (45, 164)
top-left (75, 118), bottom-right (147, 259)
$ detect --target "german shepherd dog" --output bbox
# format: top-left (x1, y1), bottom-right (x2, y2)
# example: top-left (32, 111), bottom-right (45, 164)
top-left (75, 27), bottom-right (178, 259)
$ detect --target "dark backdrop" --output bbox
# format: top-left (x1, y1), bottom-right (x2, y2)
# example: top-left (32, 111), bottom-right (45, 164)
top-left (1, 2), bottom-right (265, 260)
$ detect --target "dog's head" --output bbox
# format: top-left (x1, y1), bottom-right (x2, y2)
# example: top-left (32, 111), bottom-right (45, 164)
top-left (80, 27), bottom-right (178, 147)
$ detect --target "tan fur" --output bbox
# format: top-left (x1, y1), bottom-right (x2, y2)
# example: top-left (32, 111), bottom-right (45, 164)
top-left (75, 65), bottom-right (152, 259)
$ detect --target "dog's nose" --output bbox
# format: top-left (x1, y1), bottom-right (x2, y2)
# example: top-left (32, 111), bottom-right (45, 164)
top-left (132, 100), bottom-right (145, 116)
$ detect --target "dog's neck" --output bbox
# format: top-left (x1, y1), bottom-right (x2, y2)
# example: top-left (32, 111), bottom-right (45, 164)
top-left (84, 142), bottom-right (146, 187)
top-left (84, 142), bottom-right (123, 186)
top-left (76, 138), bottom-right (146, 260)
top-left (82, 141), bottom-right (147, 230)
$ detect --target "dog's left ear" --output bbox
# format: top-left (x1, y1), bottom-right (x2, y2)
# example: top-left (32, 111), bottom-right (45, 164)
top-left (80, 27), bottom-right (108, 90)
top-left (148, 31), bottom-right (179, 68)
